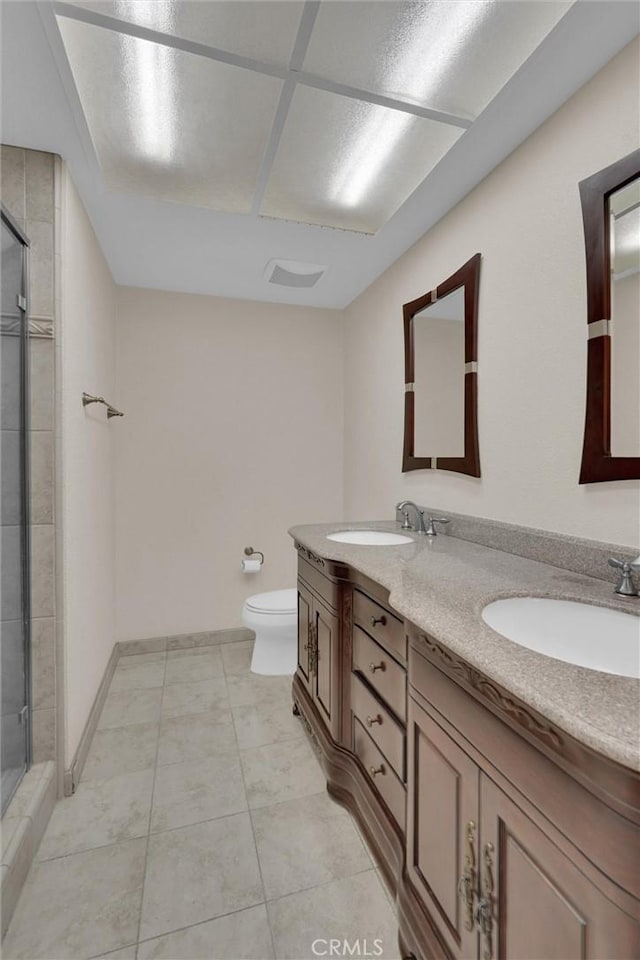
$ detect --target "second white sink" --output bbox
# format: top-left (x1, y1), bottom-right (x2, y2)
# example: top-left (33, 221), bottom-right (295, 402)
top-left (482, 597), bottom-right (640, 678)
top-left (326, 530), bottom-right (413, 546)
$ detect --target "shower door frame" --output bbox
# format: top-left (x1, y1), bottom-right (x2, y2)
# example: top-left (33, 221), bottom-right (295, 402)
top-left (1, 203), bottom-right (32, 811)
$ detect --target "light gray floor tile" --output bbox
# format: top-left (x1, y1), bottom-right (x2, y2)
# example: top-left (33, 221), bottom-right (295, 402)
top-left (151, 755), bottom-right (247, 833)
top-left (92, 946), bottom-right (138, 959)
top-left (157, 713), bottom-right (236, 766)
top-left (252, 792), bottom-right (371, 900)
top-left (240, 738), bottom-right (325, 810)
top-left (99, 688), bottom-right (163, 730)
top-left (221, 640), bottom-right (254, 675)
top-left (139, 813), bottom-right (263, 942)
top-left (110, 660), bottom-right (166, 692)
top-left (226, 673), bottom-right (291, 708)
top-left (161, 677), bottom-right (229, 719)
top-left (37, 770), bottom-right (154, 860)
top-left (3, 838), bottom-right (146, 960)
top-left (232, 699), bottom-right (304, 750)
top-left (267, 870), bottom-right (400, 960)
top-left (82, 722), bottom-right (160, 782)
top-left (164, 650), bottom-right (224, 685)
top-left (137, 903), bottom-right (274, 959)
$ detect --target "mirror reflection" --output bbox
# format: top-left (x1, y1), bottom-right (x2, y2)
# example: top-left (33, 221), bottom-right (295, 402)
top-left (413, 288), bottom-right (465, 458)
top-left (609, 176), bottom-right (640, 457)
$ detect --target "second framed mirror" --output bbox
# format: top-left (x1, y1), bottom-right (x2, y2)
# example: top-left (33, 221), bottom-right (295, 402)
top-left (403, 253), bottom-right (481, 476)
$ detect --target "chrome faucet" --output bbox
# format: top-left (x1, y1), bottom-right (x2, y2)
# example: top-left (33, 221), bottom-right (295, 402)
top-left (608, 557), bottom-right (640, 597)
top-left (396, 501), bottom-right (427, 535)
top-left (396, 502), bottom-right (451, 537)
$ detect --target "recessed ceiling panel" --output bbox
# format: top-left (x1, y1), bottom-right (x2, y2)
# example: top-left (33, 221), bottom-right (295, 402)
top-left (261, 86), bottom-right (462, 234)
top-left (57, 16), bottom-right (284, 211)
top-left (303, 1), bottom-right (574, 120)
top-left (64, 1), bottom-right (304, 67)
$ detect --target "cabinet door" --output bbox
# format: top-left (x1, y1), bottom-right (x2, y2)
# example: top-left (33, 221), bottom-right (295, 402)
top-left (480, 775), bottom-right (640, 960)
top-left (296, 581), bottom-right (313, 694)
top-left (313, 598), bottom-right (340, 741)
top-left (407, 695), bottom-right (479, 960)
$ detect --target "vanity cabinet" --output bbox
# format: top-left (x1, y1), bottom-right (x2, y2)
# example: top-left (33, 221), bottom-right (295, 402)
top-left (291, 541), bottom-right (640, 960)
top-left (350, 589), bottom-right (407, 832)
top-left (406, 693), bottom-right (479, 959)
top-left (406, 638), bottom-right (640, 960)
top-left (297, 555), bottom-right (341, 742)
top-left (407, 688), bottom-right (639, 960)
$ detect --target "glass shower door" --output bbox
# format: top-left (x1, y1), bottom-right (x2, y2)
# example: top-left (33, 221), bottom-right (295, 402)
top-left (1, 209), bottom-right (31, 815)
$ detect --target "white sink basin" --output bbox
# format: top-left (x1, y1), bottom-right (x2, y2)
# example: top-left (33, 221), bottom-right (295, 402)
top-left (482, 598), bottom-right (640, 678)
top-left (326, 530), bottom-right (413, 546)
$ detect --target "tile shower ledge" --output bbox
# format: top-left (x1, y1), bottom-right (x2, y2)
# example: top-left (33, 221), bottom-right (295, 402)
top-left (289, 521), bottom-right (640, 772)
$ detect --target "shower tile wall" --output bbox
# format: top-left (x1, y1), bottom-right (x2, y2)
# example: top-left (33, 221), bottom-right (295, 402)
top-left (1, 145), bottom-right (57, 764)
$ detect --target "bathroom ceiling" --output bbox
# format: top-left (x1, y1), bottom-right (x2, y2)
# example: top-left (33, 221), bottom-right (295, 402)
top-left (1, 1), bottom-right (638, 307)
top-left (54, 0), bottom-right (573, 234)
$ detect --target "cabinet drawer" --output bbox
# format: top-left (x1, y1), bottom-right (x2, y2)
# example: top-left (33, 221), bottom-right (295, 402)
top-left (351, 672), bottom-right (405, 781)
top-left (353, 717), bottom-right (406, 831)
top-left (298, 556), bottom-right (338, 612)
top-left (353, 590), bottom-right (406, 662)
top-left (353, 625), bottom-right (406, 722)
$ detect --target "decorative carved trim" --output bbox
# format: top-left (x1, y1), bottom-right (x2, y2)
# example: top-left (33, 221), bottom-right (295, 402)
top-left (341, 586), bottom-right (353, 638)
top-left (418, 633), bottom-right (564, 752)
top-left (340, 586), bottom-right (354, 744)
top-left (1, 316), bottom-right (56, 338)
top-left (29, 318), bottom-right (54, 339)
top-left (295, 541), bottom-right (325, 566)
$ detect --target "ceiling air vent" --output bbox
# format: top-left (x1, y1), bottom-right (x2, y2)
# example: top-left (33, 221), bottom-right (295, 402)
top-left (264, 259), bottom-right (327, 288)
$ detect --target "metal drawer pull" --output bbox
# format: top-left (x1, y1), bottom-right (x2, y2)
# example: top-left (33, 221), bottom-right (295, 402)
top-left (366, 714), bottom-right (382, 727)
top-left (369, 661), bottom-right (386, 673)
top-left (476, 842), bottom-right (494, 960)
top-left (370, 615), bottom-right (387, 627)
top-left (369, 764), bottom-right (385, 777)
top-left (457, 820), bottom-right (476, 932)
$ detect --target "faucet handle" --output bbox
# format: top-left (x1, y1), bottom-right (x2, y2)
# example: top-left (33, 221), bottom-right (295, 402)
top-left (608, 557), bottom-right (639, 597)
top-left (425, 516), bottom-right (450, 537)
top-left (400, 509), bottom-right (412, 530)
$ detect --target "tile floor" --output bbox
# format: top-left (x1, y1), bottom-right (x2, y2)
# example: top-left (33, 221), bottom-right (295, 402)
top-left (3, 640), bottom-right (400, 959)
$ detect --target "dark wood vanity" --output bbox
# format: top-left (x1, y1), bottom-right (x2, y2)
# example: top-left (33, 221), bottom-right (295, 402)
top-left (292, 543), bottom-right (640, 960)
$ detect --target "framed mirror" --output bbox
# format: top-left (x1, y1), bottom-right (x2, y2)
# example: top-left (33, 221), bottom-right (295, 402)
top-left (579, 149), bottom-right (640, 483)
top-left (402, 253), bottom-right (481, 476)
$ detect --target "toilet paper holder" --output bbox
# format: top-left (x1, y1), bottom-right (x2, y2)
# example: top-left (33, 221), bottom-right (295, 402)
top-left (244, 546), bottom-right (265, 565)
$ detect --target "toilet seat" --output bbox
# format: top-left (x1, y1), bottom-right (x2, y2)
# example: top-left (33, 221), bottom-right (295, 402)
top-left (245, 588), bottom-right (297, 616)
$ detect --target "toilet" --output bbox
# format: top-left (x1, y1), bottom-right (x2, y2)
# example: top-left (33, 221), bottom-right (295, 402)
top-left (241, 588), bottom-right (298, 676)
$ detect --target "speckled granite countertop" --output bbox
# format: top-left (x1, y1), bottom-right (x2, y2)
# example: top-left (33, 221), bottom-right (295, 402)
top-left (289, 521), bottom-right (640, 771)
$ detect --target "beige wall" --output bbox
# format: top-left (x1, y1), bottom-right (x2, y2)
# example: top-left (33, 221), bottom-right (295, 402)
top-left (59, 167), bottom-right (117, 765)
top-left (114, 288), bottom-right (344, 641)
top-left (344, 38), bottom-right (640, 547)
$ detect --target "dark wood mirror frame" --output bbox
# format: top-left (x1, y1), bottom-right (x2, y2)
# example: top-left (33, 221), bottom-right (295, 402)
top-left (402, 253), bottom-right (481, 477)
top-left (579, 148), bottom-right (640, 484)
